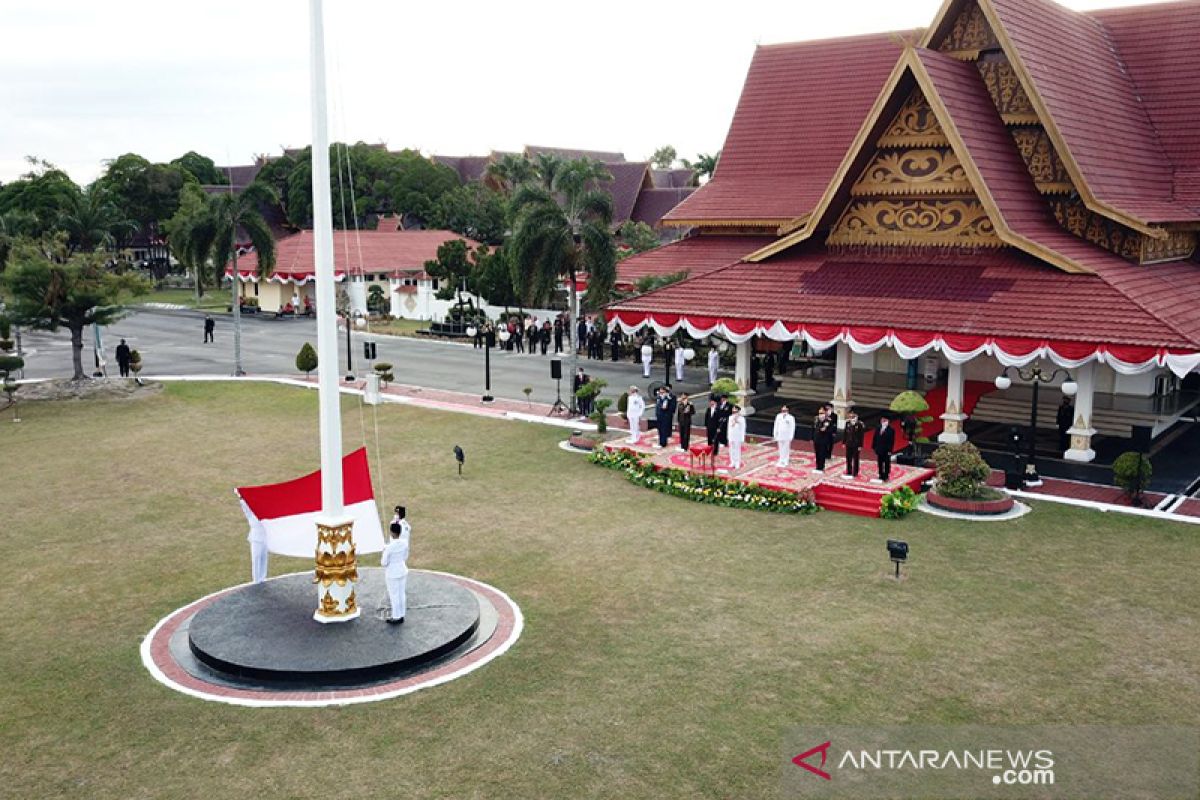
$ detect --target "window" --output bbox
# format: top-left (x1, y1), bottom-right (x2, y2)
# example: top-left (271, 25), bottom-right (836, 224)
top-left (253, 282), bottom-right (259, 297)
top-left (431, 278), bottom-right (440, 291)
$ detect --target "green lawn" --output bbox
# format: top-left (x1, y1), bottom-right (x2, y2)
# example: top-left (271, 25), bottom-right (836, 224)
top-left (2, 382), bottom-right (1198, 798)
top-left (142, 287), bottom-right (230, 311)
top-left (366, 317), bottom-right (429, 338)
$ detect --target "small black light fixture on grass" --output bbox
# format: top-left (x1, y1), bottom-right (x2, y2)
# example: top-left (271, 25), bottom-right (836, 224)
top-left (887, 539), bottom-right (909, 580)
top-left (453, 445), bottom-right (465, 476)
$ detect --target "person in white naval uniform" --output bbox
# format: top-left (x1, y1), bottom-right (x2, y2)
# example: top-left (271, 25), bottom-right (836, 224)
top-left (773, 405), bottom-right (797, 468)
top-left (241, 499), bottom-right (269, 584)
top-left (381, 505), bottom-right (411, 624)
top-left (641, 342), bottom-right (653, 379)
top-left (727, 406), bottom-right (747, 471)
top-left (625, 386), bottom-right (646, 443)
top-left (708, 348), bottom-right (720, 386)
top-left (674, 344), bottom-right (686, 383)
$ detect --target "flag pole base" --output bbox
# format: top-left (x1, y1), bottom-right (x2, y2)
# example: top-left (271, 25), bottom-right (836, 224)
top-left (314, 517), bottom-right (359, 623)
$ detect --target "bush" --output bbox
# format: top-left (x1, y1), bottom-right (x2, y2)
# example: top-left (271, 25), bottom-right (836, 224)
top-left (240, 296), bottom-right (259, 307)
top-left (592, 398), bottom-right (613, 433)
top-left (617, 391), bottom-right (629, 419)
top-left (711, 377), bottom-right (739, 396)
top-left (129, 350), bottom-right (142, 374)
top-left (0, 355), bottom-right (23, 377)
top-left (373, 361), bottom-right (394, 386)
top-left (295, 342), bottom-right (318, 375)
top-left (880, 486), bottom-right (920, 519)
top-left (575, 377), bottom-right (607, 402)
top-left (931, 442), bottom-right (992, 499)
top-left (1113, 451), bottom-right (1152, 499)
top-left (890, 390), bottom-right (934, 441)
top-left (0, 317), bottom-right (10, 340)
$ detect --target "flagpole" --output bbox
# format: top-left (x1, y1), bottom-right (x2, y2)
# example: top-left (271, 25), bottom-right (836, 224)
top-left (310, 0), bottom-right (359, 623)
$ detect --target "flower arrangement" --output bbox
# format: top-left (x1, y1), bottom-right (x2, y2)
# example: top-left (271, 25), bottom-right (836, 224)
top-left (590, 448), bottom-right (819, 515)
top-left (879, 486), bottom-right (920, 519)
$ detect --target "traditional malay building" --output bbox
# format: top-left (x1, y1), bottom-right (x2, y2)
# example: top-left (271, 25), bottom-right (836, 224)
top-left (610, 0), bottom-right (1200, 463)
top-left (226, 222), bottom-right (479, 319)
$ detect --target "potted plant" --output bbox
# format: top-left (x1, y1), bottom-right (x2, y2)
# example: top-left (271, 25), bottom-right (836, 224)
top-left (522, 386), bottom-right (533, 408)
top-left (927, 442), bottom-right (1014, 515)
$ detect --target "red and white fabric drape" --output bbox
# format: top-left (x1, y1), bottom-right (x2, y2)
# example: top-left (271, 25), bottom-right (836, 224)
top-left (610, 311), bottom-right (1200, 378)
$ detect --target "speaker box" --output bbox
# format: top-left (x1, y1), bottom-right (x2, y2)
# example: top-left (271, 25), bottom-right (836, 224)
top-left (550, 359), bottom-right (562, 380)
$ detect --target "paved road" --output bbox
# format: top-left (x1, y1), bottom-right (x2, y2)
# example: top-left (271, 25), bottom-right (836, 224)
top-left (16, 308), bottom-right (715, 404)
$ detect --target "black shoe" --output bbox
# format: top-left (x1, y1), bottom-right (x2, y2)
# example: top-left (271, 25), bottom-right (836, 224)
top-left (386, 616), bottom-right (405, 624)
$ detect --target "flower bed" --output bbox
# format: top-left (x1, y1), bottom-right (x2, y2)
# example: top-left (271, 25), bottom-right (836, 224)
top-left (590, 448), bottom-right (819, 515)
top-left (927, 489), bottom-right (1014, 516)
top-left (568, 433), bottom-right (602, 451)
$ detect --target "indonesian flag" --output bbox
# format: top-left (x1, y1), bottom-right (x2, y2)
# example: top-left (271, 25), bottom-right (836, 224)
top-left (235, 447), bottom-right (386, 557)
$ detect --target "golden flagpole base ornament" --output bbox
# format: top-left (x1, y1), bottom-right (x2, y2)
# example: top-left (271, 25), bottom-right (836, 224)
top-left (313, 518), bottom-right (360, 623)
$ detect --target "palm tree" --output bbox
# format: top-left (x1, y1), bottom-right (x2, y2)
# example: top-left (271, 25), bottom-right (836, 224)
top-left (484, 153), bottom-right (536, 195)
top-left (57, 185), bottom-right (137, 253)
top-left (185, 184), bottom-right (278, 375)
top-left (682, 152), bottom-right (720, 184)
top-left (510, 158), bottom-right (616, 412)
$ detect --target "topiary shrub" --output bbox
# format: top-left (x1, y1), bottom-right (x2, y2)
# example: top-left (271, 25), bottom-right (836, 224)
top-left (711, 376), bottom-right (739, 396)
top-left (931, 442), bottom-right (992, 499)
top-left (0, 316), bottom-right (11, 352)
top-left (591, 398), bottom-right (613, 433)
top-left (0, 355), bottom-right (23, 378)
top-left (617, 391), bottom-right (629, 420)
top-left (1113, 451), bottom-right (1152, 500)
top-left (373, 361), bottom-right (394, 386)
top-left (296, 342), bottom-right (318, 376)
top-left (129, 350), bottom-right (142, 375)
top-left (890, 390), bottom-right (934, 441)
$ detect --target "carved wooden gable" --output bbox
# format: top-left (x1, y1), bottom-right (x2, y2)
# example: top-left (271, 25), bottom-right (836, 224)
top-left (829, 88), bottom-right (1000, 249)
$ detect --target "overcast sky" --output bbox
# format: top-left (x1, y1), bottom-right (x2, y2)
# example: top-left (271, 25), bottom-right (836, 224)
top-left (0, 0), bottom-right (1168, 185)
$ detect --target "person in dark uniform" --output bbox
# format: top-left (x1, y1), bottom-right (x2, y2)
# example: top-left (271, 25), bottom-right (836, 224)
top-left (541, 321), bottom-right (551, 354)
top-left (872, 417), bottom-right (896, 483)
top-left (1056, 396), bottom-right (1074, 452)
top-left (203, 315), bottom-right (215, 343)
top-left (553, 318), bottom-right (564, 354)
top-left (841, 408), bottom-right (865, 479)
top-left (676, 393), bottom-right (695, 452)
top-left (704, 398), bottom-right (722, 457)
top-left (514, 319), bottom-right (525, 353)
top-left (577, 318), bottom-right (587, 354)
top-left (654, 386), bottom-right (677, 448)
top-left (484, 323), bottom-right (496, 350)
top-left (822, 402), bottom-right (838, 430)
top-left (610, 327), bottom-right (622, 361)
top-left (574, 367), bottom-right (591, 416)
top-left (473, 323), bottom-right (483, 349)
top-left (115, 338), bottom-right (132, 377)
top-left (764, 351), bottom-right (775, 388)
top-left (526, 320), bottom-right (537, 354)
top-left (812, 408), bottom-right (834, 473)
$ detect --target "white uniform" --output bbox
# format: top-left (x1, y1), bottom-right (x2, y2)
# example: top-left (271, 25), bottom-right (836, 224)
top-left (674, 346), bottom-right (686, 382)
top-left (708, 349), bottom-right (720, 385)
top-left (641, 344), bottom-right (653, 378)
top-left (241, 499), bottom-right (269, 584)
top-left (626, 392), bottom-right (646, 443)
top-left (728, 412), bottom-right (746, 469)
top-left (773, 411), bottom-right (796, 467)
top-left (381, 518), bottom-right (411, 620)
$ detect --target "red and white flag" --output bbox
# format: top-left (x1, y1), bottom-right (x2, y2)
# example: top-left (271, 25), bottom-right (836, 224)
top-left (235, 447), bottom-right (386, 557)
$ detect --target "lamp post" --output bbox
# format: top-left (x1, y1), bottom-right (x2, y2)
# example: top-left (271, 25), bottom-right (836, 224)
top-left (994, 363), bottom-right (1077, 487)
top-left (467, 324), bottom-right (507, 402)
top-left (342, 311), bottom-right (364, 382)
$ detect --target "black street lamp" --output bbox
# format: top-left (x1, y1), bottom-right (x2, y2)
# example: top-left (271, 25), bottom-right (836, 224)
top-left (342, 311), bottom-right (363, 382)
top-left (995, 363), bottom-right (1078, 487)
top-left (466, 323), bottom-right (508, 402)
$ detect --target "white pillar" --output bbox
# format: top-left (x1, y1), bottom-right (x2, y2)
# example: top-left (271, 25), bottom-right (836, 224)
top-left (389, 278), bottom-right (402, 318)
top-left (938, 360), bottom-right (969, 444)
top-left (1065, 361), bottom-right (1097, 462)
top-left (347, 275), bottom-right (368, 317)
top-left (734, 340), bottom-right (755, 414)
top-left (832, 342), bottom-right (852, 429)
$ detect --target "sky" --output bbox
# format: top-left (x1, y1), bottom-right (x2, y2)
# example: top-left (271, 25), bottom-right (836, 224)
top-left (0, 0), bottom-right (1172, 185)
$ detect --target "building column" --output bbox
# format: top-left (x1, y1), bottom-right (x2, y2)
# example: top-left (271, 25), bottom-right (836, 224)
top-left (1065, 361), bottom-right (1097, 462)
top-left (388, 279), bottom-right (402, 318)
top-left (734, 340), bottom-right (756, 413)
top-left (832, 342), bottom-right (852, 429)
top-left (938, 360), bottom-right (969, 445)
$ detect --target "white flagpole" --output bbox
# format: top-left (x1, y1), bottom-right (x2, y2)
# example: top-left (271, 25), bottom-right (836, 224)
top-left (309, 0), bottom-right (358, 622)
top-left (310, 0), bottom-right (342, 518)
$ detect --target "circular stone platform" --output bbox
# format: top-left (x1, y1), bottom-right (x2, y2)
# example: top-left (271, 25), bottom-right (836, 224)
top-left (188, 570), bottom-right (480, 684)
top-left (142, 569), bottom-right (523, 707)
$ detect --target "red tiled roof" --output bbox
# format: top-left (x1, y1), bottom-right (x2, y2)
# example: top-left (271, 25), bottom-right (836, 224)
top-left (630, 187), bottom-right (695, 228)
top-left (227, 229), bottom-right (479, 280)
top-left (610, 245), bottom-right (1200, 349)
top-left (989, 0), bottom-right (1197, 223)
top-left (1091, 1), bottom-right (1200, 208)
top-left (664, 33), bottom-right (912, 224)
top-left (615, 235), bottom-right (774, 288)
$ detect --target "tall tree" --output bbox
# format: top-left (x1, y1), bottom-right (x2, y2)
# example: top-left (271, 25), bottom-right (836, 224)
top-left (650, 145), bottom-right (677, 170)
top-left (617, 221), bottom-right (661, 258)
top-left (510, 158), bottom-right (617, 410)
top-left (171, 151), bottom-right (228, 186)
top-left (0, 158), bottom-right (80, 237)
top-left (426, 183), bottom-right (508, 245)
top-left (183, 184), bottom-right (278, 375)
top-left (484, 153), bottom-right (537, 195)
top-left (1, 238), bottom-right (148, 380)
top-left (162, 183), bottom-right (215, 299)
top-left (57, 184), bottom-right (137, 253)
top-left (94, 153), bottom-right (191, 234)
top-left (682, 152), bottom-right (720, 184)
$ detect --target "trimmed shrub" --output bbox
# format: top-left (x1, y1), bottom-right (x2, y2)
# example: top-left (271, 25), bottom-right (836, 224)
top-left (128, 350), bottom-right (142, 374)
top-left (0, 355), bottom-right (23, 377)
top-left (591, 398), bottom-right (613, 433)
top-left (295, 342), bottom-right (318, 376)
top-left (711, 377), bottom-right (739, 396)
top-left (617, 391), bottom-right (629, 419)
top-left (880, 486), bottom-right (920, 519)
top-left (373, 361), bottom-right (394, 386)
top-left (890, 390), bottom-right (934, 441)
top-left (931, 442), bottom-right (992, 499)
top-left (1113, 451), bottom-right (1152, 499)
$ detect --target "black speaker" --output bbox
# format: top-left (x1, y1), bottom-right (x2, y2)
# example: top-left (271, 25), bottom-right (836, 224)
top-left (550, 359), bottom-right (562, 380)
top-left (363, 341), bottom-right (377, 360)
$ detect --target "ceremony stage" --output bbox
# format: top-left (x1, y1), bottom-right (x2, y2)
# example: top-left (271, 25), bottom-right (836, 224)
top-left (605, 430), bottom-right (934, 517)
